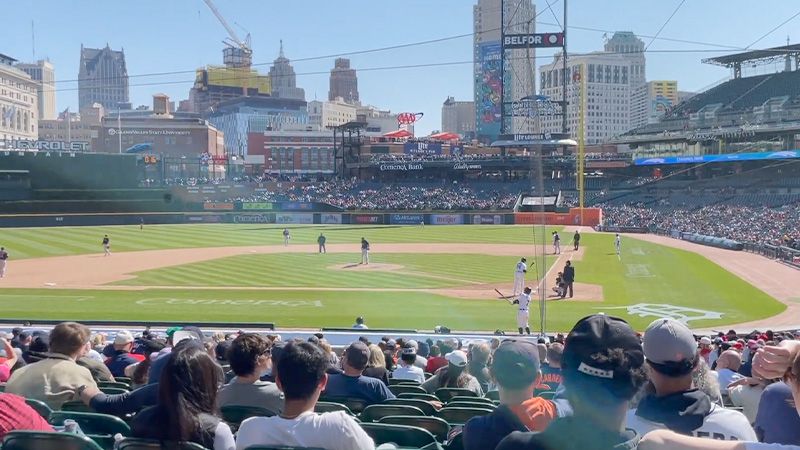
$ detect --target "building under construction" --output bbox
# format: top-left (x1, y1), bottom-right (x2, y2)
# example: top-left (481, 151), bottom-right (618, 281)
top-left (188, 65), bottom-right (272, 114)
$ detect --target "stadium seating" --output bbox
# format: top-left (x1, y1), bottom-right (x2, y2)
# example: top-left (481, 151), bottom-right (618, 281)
top-left (358, 422), bottom-right (438, 449)
top-left (2, 431), bottom-right (104, 450)
top-left (379, 415), bottom-right (451, 442)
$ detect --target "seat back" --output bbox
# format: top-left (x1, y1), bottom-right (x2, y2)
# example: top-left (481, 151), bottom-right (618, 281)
top-left (313, 401), bottom-right (355, 416)
top-left (24, 398), bottom-right (53, 420)
top-left (49, 411), bottom-right (131, 437)
top-left (318, 397), bottom-right (367, 414)
top-left (436, 407), bottom-right (493, 425)
top-left (379, 415), bottom-right (451, 442)
top-left (360, 404), bottom-right (425, 422)
top-left (447, 401), bottom-right (496, 410)
top-left (359, 422), bottom-right (437, 448)
top-left (384, 398), bottom-right (437, 416)
top-left (388, 378), bottom-right (420, 386)
top-left (2, 431), bottom-right (104, 450)
top-left (220, 405), bottom-right (275, 427)
top-left (397, 392), bottom-right (439, 402)
top-left (388, 384), bottom-right (427, 396)
top-left (435, 388), bottom-right (477, 402)
top-left (114, 377), bottom-right (132, 385)
top-left (116, 438), bottom-right (209, 450)
top-left (98, 381), bottom-right (131, 391)
top-left (450, 396), bottom-right (494, 406)
top-left (61, 401), bottom-right (96, 413)
top-left (484, 390), bottom-right (500, 401)
top-left (99, 387), bottom-right (129, 395)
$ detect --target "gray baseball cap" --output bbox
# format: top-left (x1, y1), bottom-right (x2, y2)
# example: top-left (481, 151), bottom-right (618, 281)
top-left (643, 318), bottom-right (697, 365)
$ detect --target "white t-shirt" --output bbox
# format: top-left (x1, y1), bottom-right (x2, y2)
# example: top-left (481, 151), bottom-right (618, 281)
top-left (515, 262), bottom-right (527, 274)
top-left (728, 384), bottom-right (765, 423)
top-left (392, 365), bottom-right (425, 383)
top-left (716, 368), bottom-right (745, 394)
top-left (626, 404), bottom-right (757, 442)
top-left (235, 410), bottom-right (375, 450)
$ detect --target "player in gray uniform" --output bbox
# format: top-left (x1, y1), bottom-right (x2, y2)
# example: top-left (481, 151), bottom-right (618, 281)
top-left (0, 247), bottom-right (8, 277)
top-left (318, 233), bottom-right (327, 253)
top-left (283, 228), bottom-right (290, 246)
top-left (360, 237), bottom-right (370, 265)
top-left (102, 235), bottom-right (111, 256)
top-left (513, 287), bottom-right (533, 335)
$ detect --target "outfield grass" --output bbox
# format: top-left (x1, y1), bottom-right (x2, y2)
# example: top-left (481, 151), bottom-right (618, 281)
top-left (0, 225), bottom-right (786, 331)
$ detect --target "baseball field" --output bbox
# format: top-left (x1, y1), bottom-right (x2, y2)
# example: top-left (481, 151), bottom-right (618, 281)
top-left (0, 224), bottom-right (790, 332)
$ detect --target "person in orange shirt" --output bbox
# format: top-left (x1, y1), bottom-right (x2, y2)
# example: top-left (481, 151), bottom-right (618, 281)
top-left (462, 340), bottom-right (557, 450)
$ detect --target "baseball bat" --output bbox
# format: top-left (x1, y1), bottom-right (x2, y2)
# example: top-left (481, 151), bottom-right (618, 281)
top-left (495, 289), bottom-right (514, 304)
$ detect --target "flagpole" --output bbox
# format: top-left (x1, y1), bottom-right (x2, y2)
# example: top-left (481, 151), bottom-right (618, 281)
top-left (67, 107), bottom-right (71, 149)
top-left (118, 108), bottom-right (122, 154)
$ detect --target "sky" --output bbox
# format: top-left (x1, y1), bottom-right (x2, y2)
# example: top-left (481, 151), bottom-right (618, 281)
top-left (2, 0), bottom-right (799, 136)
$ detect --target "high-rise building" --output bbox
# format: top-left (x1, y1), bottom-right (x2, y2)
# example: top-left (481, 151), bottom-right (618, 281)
top-left (16, 59), bottom-right (56, 120)
top-left (630, 80), bottom-right (679, 129)
top-left (308, 98), bottom-right (356, 129)
top-left (356, 104), bottom-right (409, 134)
top-left (604, 32), bottom-right (646, 87)
top-left (539, 51), bottom-right (633, 145)
top-left (441, 97), bottom-right (476, 136)
top-left (0, 53), bottom-right (39, 143)
top-left (328, 58), bottom-right (359, 104)
top-left (78, 44), bottom-right (130, 110)
top-left (474, 0), bottom-right (536, 143)
top-left (269, 41), bottom-right (305, 101)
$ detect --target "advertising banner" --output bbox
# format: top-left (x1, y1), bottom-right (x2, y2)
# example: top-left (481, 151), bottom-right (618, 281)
top-left (276, 213), bottom-right (314, 224)
top-left (352, 214), bottom-right (384, 224)
top-left (585, 161), bottom-right (629, 169)
top-left (390, 214), bottom-right (424, 225)
top-left (515, 208), bottom-right (603, 226)
top-left (453, 163), bottom-right (483, 170)
top-left (403, 142), bottom-right (442, 155)
top-left (503, 32), bottom-right (565, 49)
top-left (185, 215), bottom-right (224, 223)
top-left (379, 163), bottom-right (424, 172)
top-left (476, 43), bottom-right (503, 142)
top-left (599, 226), bottom-right (647, 234)
top-left (430, 214), bottom-right (464, 225)
top-left (635, 150), bottom-right (800, 166)
top-left (242, 202), bottom-right (273, 210)
top-left (472, 214), bottom-right (504, 225)
top-left (320, 213), bottom-right (343, 224)
top-left (282, 202), bottom-right (314, 211)
top-left (230, 213), bottom-right (272, 224)
top-left (204, 202), bottom-right (234, 211)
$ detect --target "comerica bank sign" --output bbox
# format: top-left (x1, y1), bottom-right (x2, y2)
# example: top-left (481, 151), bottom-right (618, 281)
top-left (0, 139), bottom-right (90, 152)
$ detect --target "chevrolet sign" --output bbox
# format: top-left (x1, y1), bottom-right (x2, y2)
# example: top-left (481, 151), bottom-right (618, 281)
top-left (503, 33), bottom-right (564, 49)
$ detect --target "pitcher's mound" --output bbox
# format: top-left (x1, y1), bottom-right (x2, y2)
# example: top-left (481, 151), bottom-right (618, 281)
top-left (328, 263), bottom-right (404, 272)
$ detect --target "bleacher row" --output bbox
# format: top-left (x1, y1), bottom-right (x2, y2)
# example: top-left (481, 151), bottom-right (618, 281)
top-left (0, 376), bottom-right (550, 450)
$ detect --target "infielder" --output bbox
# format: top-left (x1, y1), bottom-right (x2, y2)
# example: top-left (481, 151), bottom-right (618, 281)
top-left (283, 228), bottom-right (290, 246)
top-left (615, 233), bottom-right (621, 255)
top-left (552, 231), bottom-right (561, 255)
top-left (0, 247), bottom-right (8, 278)
top-left (513, 257), bottom-right (528, 296)
top-left (318, 233), bottom-right (327, 254)
top-left (360, 237), bottom-right (370, 265)
top-left (512, 287), bottom-right (533, 335)
top-left (102, 235), bottom-right (111, 256)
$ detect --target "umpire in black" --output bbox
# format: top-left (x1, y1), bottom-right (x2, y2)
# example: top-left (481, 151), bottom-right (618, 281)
top-left (561, 260), bottom-right (575, 299)
top-left (573, 231), bottom-right (580, 250)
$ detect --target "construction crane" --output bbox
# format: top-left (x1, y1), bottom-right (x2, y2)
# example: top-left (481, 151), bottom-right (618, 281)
top-left (203, 0), bottom-right (252, 68)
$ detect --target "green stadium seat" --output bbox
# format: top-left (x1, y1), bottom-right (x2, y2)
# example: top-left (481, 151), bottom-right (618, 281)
top-left (435, 388), bottom-right (477, 402)
top-left (389, 384), bottom-right (427, 396)
top-left (446, 401), bottom-right (496, 410)
top-left (449, 396), bottom-right (494, 406)
top-left (99, 387), bottom-right (128, 395)
top-left (61, 400), bottom-right (95, 413)
top-left (379, 415), bottom-right (451, 442)
top-left (484, 390), bottom-right (500, 401)
top-left (2, 430), bottom-right (104, 450)
top-left (359, 422), bottom-right (438, 449)
top-left (116, 438), bottom-right (209, 450)
top-left (360, 404), bottom-right (425, 422)
top-left (221, 405), bottom-right (275, 429)
top-left (0, 384), bottom-right (5, 392)
top-left (98, 381), bottom-right (131, 391)
top-left (24, 398), bottom-right (53, 420)
top-left (397, 392), bottom-right (439, 402)
top-left (388, 378), bottom-right (421, 386)
top-left (446, 430), bottom-right (464, 450)
top-left (384, 398), bottom-right (437, 416)
top-left (318, 397), bottom-right (367, 414)
top-left (424, 372), bottom-right (433, 379)
top-left (313, 401), bottom-right (356, 416)
top-left (436, 407), bottom-right (493, 425)
top-left (49, 411), bottom-right (131, 437)
top-left (114, 377), bottom-right (132, 384)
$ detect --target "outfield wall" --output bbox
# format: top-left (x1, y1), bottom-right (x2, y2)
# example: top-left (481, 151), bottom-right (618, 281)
top-left (0, 208), bottom-right (602, 228)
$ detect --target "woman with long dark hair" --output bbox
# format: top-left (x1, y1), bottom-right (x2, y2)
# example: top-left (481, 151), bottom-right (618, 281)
top-left (421, 351), bottom-right (483, 395)
top-left (130, 344), bottom-right (234, 450)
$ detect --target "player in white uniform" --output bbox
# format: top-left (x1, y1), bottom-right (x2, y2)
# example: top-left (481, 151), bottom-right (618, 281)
top-left (0, 247), bottom-right (8, 278)
top-left (513, 287), bottom-right (533, 335)
top-left (283, 228), bottom-right (290, 246)
top-left (615, 233), bottom-right (621, 254)
top-left (513, 257), bottom-right (527, 296)
top-left (552, 231), bottom-right (561, 255)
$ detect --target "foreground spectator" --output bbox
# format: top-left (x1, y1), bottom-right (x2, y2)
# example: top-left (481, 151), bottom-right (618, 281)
top-left (236, 342), bottom-right (376, 450)
top-left (536, 343), bottom-right (563, 393)
top-left (715, 350), bottom-right (745, 394)
top-left (753, 380), bottom-right (800, 444)
top-left (497, 314), bottom-right (648, 450)
top-left (407, 340), bottom-right (428, 369)
top-left (362, 344), bottom-right (390, 385)
top-left (323, 342), bottom-right (394, 405)
top-left (131, 345), bottom-right (235, 450)
top-left (467, 342), bottom-right (492, 393)
top-left (105, 329), bottom-right (141, 377)
top-left (463, 340), bottom-right (557, 450)
top-left (422, 351), bottom-right (483, 396)
top-left (391, 347), bottom-right (425, 383)
top-left (0, 393), bottom-right (54, 438)
top-left (0, 338), bottom-right (17, 382)
top-left (6, 322), bottom-right (97, 410)
top-left (626, 319), bottom-right (756, 441)
top-left (219, 334), bottom-right (284, 414)
top-left (125, 339), bottom-right (166, 389)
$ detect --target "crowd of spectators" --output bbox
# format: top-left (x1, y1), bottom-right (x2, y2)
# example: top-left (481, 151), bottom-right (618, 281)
top-left (3, 317), bottom-right (800, 449)
top-left (601, 203), bottom-right (800, 246)
top-left (366, 152), bottom-right (625, 165)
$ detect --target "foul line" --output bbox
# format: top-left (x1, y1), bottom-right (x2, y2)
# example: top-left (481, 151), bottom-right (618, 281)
top-left (536, 237), bottom-right (575, 294)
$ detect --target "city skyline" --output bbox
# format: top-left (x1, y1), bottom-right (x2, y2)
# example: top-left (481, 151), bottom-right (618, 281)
top-left (2, 0), bottom-right (799, 136)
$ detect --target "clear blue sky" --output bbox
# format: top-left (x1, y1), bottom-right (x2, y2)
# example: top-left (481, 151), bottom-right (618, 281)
top-left (3, 0), bottom-right (798, 135)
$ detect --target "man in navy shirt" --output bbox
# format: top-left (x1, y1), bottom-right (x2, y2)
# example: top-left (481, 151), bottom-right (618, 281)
top-left (105, 330), bottom-right (141, 378)
top-left (322, 341), bottom-right (394, 406)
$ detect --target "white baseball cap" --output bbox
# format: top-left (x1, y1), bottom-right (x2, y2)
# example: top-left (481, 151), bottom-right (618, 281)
top-left (114, 330), bottom-right (134, 345)
top-left (699, 337), bottom-right (712, 345)
top-left (445, 351), bottom-right (468, 367)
